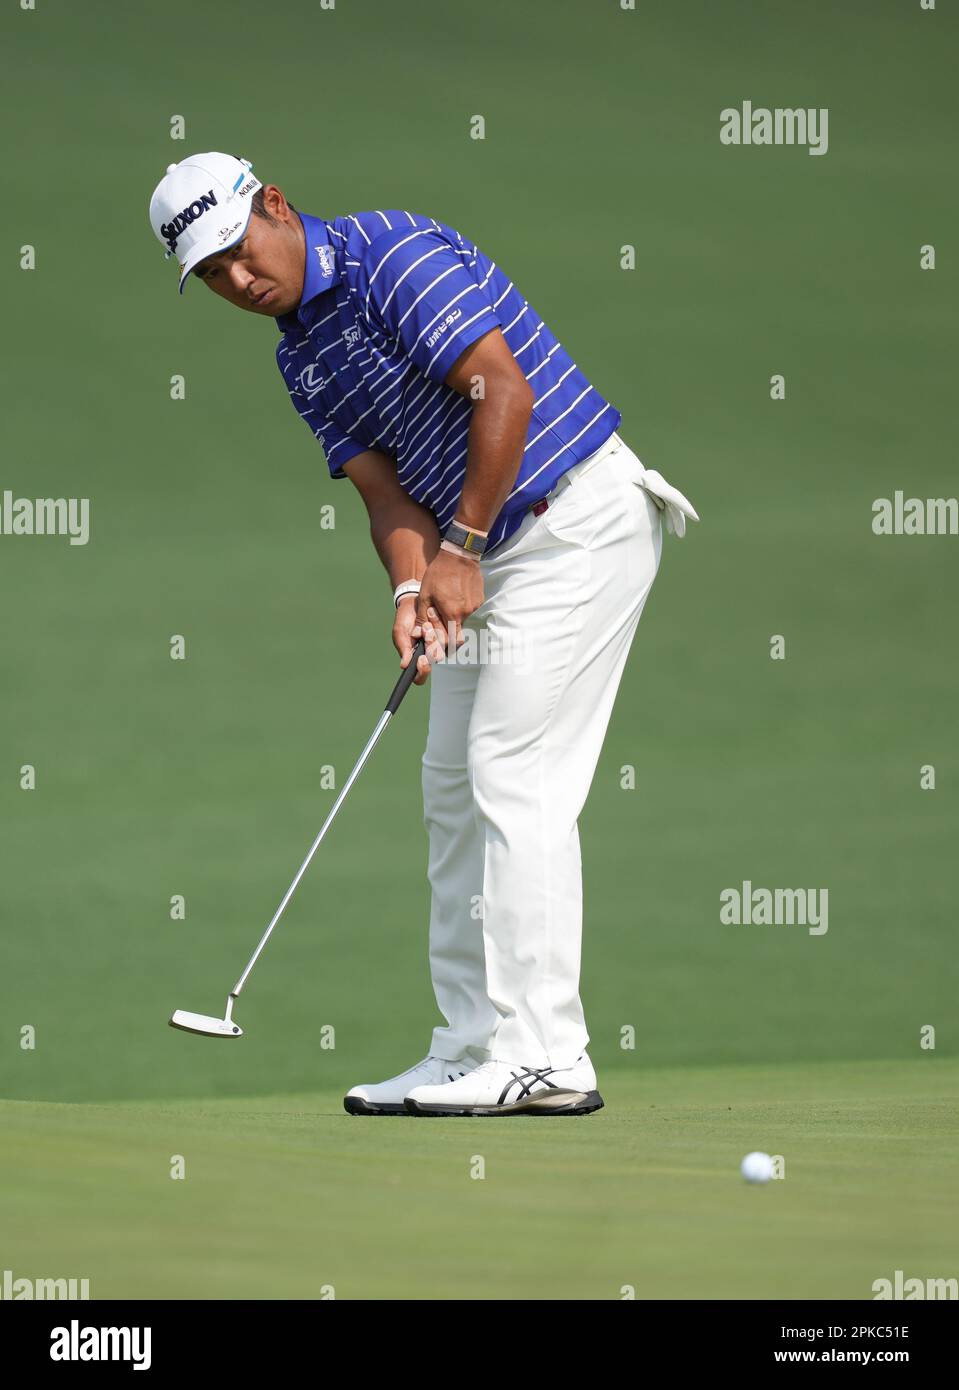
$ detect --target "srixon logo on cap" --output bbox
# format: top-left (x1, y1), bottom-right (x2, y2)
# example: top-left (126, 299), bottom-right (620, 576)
top-left (161, 189), bottom-right (218, 254)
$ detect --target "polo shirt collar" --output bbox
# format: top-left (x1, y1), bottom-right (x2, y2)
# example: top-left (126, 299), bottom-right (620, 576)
top-left (277, 212), bottom-right (341, 332)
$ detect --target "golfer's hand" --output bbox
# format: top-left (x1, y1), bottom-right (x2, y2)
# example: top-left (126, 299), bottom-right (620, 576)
top-left (394, 595), bottom-right (443, 686)
top-left (414, 548), bottom-right (485, 656)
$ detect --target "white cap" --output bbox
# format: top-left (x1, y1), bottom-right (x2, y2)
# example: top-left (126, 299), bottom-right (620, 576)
top-left (149, 152), bottom-right (262, 294)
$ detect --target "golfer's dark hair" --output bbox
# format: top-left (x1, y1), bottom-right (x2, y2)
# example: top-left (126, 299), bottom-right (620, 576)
top-left (251, 186), bottom-right (296, 221)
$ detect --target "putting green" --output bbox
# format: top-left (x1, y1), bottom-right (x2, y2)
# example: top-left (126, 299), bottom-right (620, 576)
top-left (1, 0), bottom-right (956, 1303)
top-left (1, 1058), bottom-right (954, 1301)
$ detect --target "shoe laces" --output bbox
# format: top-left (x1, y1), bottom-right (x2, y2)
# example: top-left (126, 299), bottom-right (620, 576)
top-left (418, 1054), bottom-right (471, 1080)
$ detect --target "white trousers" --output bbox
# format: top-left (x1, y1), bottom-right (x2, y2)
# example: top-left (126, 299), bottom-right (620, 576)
top-left (421, 431), bottom-right (664, 1068)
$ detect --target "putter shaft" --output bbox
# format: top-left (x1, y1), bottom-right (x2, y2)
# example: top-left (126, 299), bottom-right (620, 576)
top-left (230, 638), bottom-right (427, 1001)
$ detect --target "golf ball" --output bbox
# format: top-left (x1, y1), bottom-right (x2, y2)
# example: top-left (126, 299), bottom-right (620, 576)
top-left (740, 1150), bottom-right (774, 1184)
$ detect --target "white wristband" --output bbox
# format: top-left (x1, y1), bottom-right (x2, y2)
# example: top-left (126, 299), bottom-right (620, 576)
top-left (393, 579), bottom-right (421, 609)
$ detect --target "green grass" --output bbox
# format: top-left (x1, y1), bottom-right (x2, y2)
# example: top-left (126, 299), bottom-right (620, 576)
top-left (2, 1059), bottom-right (954, 1301)
top-left (1, 0), bottom-right (956, 1300)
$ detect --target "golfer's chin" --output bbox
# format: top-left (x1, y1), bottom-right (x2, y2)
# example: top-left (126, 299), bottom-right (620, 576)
top-left (265, 297), bottom-right (298, 318)
top-left (246, 287), bottom-right (294, 316)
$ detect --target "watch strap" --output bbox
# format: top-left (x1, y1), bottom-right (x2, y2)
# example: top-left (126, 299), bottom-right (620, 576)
top-left (442, 520), bottom-right (488, 556)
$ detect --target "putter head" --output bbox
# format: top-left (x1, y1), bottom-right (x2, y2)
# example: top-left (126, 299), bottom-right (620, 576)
top-left (169, 1009), bottom-right (243, 1039)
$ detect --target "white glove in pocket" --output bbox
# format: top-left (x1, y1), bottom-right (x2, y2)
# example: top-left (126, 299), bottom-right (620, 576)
top-left (634, 468), bottom-right (700, 538)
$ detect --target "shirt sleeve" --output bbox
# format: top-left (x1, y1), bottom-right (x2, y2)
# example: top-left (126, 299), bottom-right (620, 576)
top-left (275, 353), bottom-right (368, 480)
top-left (358, 228), bottom-right (502, 383)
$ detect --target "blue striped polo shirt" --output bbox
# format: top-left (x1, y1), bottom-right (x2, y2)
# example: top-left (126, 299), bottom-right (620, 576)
top-left (275, 210), bottom-right (621, 552)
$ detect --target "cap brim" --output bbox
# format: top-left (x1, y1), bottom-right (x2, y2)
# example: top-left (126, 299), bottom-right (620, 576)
top-left (177, 205), bottom-right (255, 294)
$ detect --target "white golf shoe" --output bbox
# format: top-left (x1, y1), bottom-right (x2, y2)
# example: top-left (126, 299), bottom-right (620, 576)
top-left (405, 1053), bottom-right (603, 1117)
top-left (344, 1053), bottom-right (481, 1116)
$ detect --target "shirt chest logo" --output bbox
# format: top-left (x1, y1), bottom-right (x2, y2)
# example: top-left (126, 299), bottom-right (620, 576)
top-left (343, 324), bottom-right (361, 349)
top-left (298, 363), bottom-right (333, 396)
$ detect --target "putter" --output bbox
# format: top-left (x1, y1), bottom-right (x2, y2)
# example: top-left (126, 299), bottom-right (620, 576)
top-left (169, 636), bottom-right (428, 1038)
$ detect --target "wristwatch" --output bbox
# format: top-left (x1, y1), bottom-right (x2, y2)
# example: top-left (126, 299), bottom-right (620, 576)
top-left (442, 520), bottom-right (488, 557)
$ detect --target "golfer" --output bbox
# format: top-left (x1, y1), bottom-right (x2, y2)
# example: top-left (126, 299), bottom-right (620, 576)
top-left (149, 152), bottom-right (698, 1117)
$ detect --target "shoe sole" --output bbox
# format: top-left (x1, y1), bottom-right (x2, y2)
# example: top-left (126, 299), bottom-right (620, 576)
top-left (404, 1089), bottom-right (605, 1117)
top-left (343, 1097), bottom-right (408, 1116)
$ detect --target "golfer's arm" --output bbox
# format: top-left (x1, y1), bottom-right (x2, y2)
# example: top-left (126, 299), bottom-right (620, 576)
top-left (343, 449), bottom-right (441, 588)
top-left (443, 328), bottom-right (535, 533)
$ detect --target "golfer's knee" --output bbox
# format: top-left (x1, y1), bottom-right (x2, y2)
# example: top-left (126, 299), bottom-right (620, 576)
top-left (422, 755), bottom-right (470, 819)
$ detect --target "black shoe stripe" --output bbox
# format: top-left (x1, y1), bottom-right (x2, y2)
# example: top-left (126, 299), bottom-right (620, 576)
top-left (497, 1066), bottom-right (560, 1105)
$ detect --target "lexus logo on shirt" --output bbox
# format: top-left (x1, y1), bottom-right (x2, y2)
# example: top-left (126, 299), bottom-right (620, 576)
top-left (299, 364), bottom-right (332, 395)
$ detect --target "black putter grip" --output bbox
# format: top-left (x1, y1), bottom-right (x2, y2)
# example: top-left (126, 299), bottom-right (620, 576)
top-left (385, 637), bottom-right (428, 714)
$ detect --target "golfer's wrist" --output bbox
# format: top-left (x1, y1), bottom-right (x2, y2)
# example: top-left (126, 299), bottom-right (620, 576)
top-left (442, 518), bottom-right (488, 559)
top-left (393, 579), bottom-right (422, 608)
top-left (439, 538), bottom-right (482, 564)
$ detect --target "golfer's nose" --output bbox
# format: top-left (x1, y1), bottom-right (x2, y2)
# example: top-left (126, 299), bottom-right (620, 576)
top-left (229, 262), bottom-right (253, 293)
